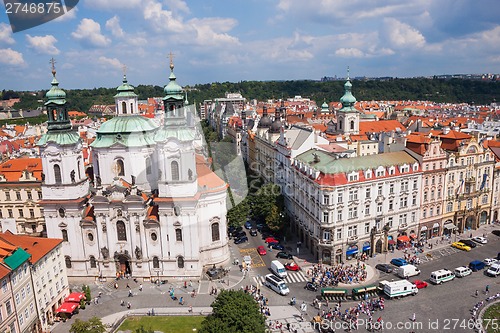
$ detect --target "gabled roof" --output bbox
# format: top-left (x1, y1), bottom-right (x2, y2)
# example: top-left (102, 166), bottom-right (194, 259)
top-left (0, 231), bottom-right (62, 264)
top-left (359, 120), bottom-right (406, 133)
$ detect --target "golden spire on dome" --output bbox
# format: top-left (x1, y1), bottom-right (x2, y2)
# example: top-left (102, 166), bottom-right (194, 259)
top-left (50, 57), bottom-right (56, 76)
top-left (168, 51), bottom-right (175, 70)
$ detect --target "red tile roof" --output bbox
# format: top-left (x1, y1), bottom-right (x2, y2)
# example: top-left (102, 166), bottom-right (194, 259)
top-left (0, 231), bottom-right (62, 264)
top-left (0, 157), bottom-right (42, 181)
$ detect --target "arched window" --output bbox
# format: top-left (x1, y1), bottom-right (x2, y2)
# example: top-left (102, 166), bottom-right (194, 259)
top-left (339, 120), bottom-right (343, 130)
top-left (350, 120), bottom-right (355, 130)
top-left (211, 223), bottom-right (220, 242)
top-left (177, 256), bottom-right (184, 269)
top-left (122, 101), bottom-right (127, 114)
top-left (116, 221), bottom-right (127, 241)
top-left (54, 164), bottom-right (62, 184)
top-left (146, 157), bottom-right (152, 175)
top-left (61, 229), bottom-right (68, 242)
top-left (65, 256), bottom-right (72, 268)
top-left (171, 161), bottom-right (179, 181)
top-left (153, 256), bottom-right (159, 268)
top-left (175, 228), bottom-right (182, 242)
top-left (89, 256), bottom-right (96, 268)
top-left (116, 159), bottom-right (125, 177)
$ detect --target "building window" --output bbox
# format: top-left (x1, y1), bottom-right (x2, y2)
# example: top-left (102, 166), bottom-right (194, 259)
top-left (377, 203), bottom-right (382, 214)
top-left (389, 183), bottom-right (394, 194)
top-left (61, 230), bottom-right (68, 242)
top-left (58, 208), bottom-right (65, 217)
top-left (336, 228), bottom-right (342, 240)
top-left (337, 211), bottom-right (342, 222)
top-left (348, 189), bottom-right (358, 201)
top-left (365, 188), bottom-right (371, 198)
top-left (16, 191), bottom-right (21, 200)
top-left (175, 228), bottom-right (182, 242)
top-left (38, 191), bottom-right (42, 199)
top-left (365, 222), bottom-right (370, 234)
top-left (6, 300), bottom-right (12, 315)
top-left (211, 223), bottom-right (220, 242)
top-left (7, 209), bottom-right (12, 218)
top-left (116, 159), bottom-right (125, 177)
top-left (365, 204), bottom-right (370, 215)
top-left (348, 207), bottom-right (357, 219)
top-left (482, 195), bottom-right (488, 204)
top-left (153, 256), bottom-right (159, 268)
top-left (116, 221), bottom-right (127, 241)
top-left (65, 256), bottom-right (72, 268)
top-left (177, 256), bottom-right (184, 269)
top-left (54, 164), bottom-right (62, 184)
top-left (402, 181), bottom-right (409, 191)
top-left (323, 212), bottom-right (329, 223)
top-left (388, 200), bottom-right (393, 210)
top-left (337, 192), bottom-right (343, 203)
top-left (377, 185), bottom-right (383, 196)
top-left (18, 209), bottom-right (24, 218)
top-left (323, 195), bottom-right (329, 205)
top-left (400, 197), bottom-right (408, 208)
top-left (5, 191), bottom-right (10, 201)
top-left (29, 209), bottom-right (34, 218)
top-left (171, 161), bottom-right (180, 181)
top-left (347, 225), bottom-right (357, 237)
top-left (411, 212), bottom-right (416, 222)
top-left (466, 199), bottom-right (472, 210)
top-left (348, 173), bottom-right (358, 182)
top-left (89, 256), bottom-right (96, 268)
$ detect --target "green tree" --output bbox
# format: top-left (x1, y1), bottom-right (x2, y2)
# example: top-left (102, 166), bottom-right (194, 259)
top-left (226, 197), bottom-right (250, 227)
top-left (199, 290), bottom-right (266, 333)
top-left (134, 326), bottom-right (154, 333)
top-left (69, 317), bottom-right (106, 333)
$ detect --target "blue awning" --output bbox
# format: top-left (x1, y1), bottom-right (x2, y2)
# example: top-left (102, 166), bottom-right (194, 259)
top-left (363, 245), bottom-right (370, 251)
top-left (346, 249), bottom-right (359, 256)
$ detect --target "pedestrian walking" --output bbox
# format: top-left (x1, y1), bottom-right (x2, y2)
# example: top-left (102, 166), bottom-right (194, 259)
top-left (128, 289), bottom-right (133, 297)
top-left (139, 283), bottom-right (143, 292)
top-left (411, 313), bottom-right (416, 322)
top-left (127, 302), bottom-right (131, 309)
top-left (485, 285), bottom-right (489, 295)
top-left (475, 290), bottom-right (479, 297)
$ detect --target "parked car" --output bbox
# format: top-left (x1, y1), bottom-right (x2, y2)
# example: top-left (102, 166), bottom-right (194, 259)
top-left (375, 264), bottom-right (393, 273)
top-left (257, 246), bottom-right (267, 255)
top-left (304, 282), bottom-right (318, 292)
top-left (249, 229), bottom-right (258, 237)
top-left (472, 236), bottom-right (488, 244)
top-left (412, 279), bottom-right (428, 289)
top-left (455, 266), bottom-right (472, 277)
top-left (265, 237), bottom-right (279, 244)
top-left (284, 262), bottom-right (300, 271)
top-left (228, 226), bottom-right (236, 236)
top-left (459, 239), bottom-right (477, 248)
top-left (244, 221), bottom-right (253, 229)
top-left (390, 258), bottom-right (408, 267)
top-left (234, 236), bottom-right (248, 244)
top-left (469, 260), bottom-right (486, 272)
top-left (276, 251), bottom-right (293, 259)
top-left (451, 242), bottom-right (471, 251)
top-left (484, 258), bottom-right (499, 266)
top-left (234, 231), bottom-right (247, 239)
top-left (269, 243), bottom-right (285, 251)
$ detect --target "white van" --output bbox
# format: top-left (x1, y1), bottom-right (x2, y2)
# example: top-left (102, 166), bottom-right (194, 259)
top-left (454, 266), bottom-right (472, 278)
top-left (383, 280), bottom-right (418, 298)
top-left (396, 264), bottom-right (420, 278)
top-left (264, 274), bottom-right (289, 295)
top-left (270, 260), bottom-right (287, 278)
top-left (486, 264), bottom-right (500, 277)
top-left (430, 269), bottom-right (455, 284)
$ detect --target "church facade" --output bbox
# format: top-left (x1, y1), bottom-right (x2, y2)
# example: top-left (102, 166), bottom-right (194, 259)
top-left (38, 60), bottom-right (230, 279)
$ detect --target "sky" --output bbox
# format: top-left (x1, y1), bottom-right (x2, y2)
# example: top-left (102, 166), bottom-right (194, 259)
top-left (1, 0), bottom-right (500, 91)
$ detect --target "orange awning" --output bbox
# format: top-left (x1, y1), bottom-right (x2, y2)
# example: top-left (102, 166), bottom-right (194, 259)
top-left (397, 235), bottom-right (410, 242)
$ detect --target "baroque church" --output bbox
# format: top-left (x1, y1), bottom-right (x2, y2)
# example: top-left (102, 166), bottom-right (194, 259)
top-left (37, 59), bottom-right (230, 279)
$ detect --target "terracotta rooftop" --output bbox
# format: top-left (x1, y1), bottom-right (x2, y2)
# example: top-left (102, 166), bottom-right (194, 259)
top-left (0, 231), bottom-right (62, 264)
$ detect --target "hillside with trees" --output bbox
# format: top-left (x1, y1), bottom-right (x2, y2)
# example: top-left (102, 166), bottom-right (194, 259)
top-left (9, 78), bottom-right (500, 113)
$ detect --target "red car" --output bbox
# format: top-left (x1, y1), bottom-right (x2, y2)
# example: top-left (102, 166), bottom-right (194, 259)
top-left (257, 246), bottom-right (267, 255)
top-left (412, 279), bottom-right (428, 289)
top-left (285, 262), bottom-right (300, 271)
top-left (265, 237), bottom-right (279, 244)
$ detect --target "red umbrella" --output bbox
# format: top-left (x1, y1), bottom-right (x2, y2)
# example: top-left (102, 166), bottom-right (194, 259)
top-left (55, 302), bottom-right (78, 314)
top-left (65, 292), bottom-right (85, 303)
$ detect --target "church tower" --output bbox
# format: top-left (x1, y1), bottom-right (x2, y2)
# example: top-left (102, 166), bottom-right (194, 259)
top-left (336, 68), bottom-right (360, 135)
top-left (155, 55), bottom-right (198, 198)
top-left (37, 58), bottom-right (89, 200)
top-left (114, 70), bottom-right (139, 115)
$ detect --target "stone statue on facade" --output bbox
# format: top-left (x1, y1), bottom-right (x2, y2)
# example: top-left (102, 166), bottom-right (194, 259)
top-left (135, 246), bottom-right (142, 260)
top-left (70, 170), bottom-right (75, 183)
top-left (101, 247), bottom-right (109, 259)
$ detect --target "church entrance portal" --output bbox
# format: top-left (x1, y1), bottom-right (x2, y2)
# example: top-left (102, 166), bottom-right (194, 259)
top-left (116, 254), bottom-right (132, 277)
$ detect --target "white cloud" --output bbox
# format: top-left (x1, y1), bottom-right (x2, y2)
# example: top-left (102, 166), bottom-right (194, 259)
top-left (98, 56), bottom-right (124, 70)
top-left (106, 16), bottom-right (124, 38)
top-left (0, 23), bottom-right (14, 45)
top-left (383, 18), bottom-right (426, 48)
top-left (26, 35), bottom-right (60, 55)
top-left (72, 18), bottom-right (111, 47)
top-left (53, 6), bottom-right (78, 22)
top-left (188, 18), bottom-right (240, 46)
top-left (0, 48), bottom-right (24, 65)
top-left (335, 48), bottom-right (365, 58)
top-left (143, 0), bottom-right (185, 33)
top-left (164, 0), bottom-right (190, 14)
top-left (84, 0), bottom-right (140, 10)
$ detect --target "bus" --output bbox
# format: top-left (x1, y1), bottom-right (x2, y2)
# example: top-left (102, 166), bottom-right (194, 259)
top-left (429, 269), bottom-right (455, 284)
top-left (264, 274), bottom-right (289, 296)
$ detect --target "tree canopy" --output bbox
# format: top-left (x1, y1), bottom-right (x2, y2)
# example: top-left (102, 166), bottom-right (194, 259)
top-left (69, 317), bottom-right (106, 333)
top-left (199, 290), bottom-right (266, 333)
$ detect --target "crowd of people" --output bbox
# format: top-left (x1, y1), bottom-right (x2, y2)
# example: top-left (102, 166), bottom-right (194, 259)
top-left (306, 262), bottom-right (368, 287)
top-left (470, 291), bottom-right (500, 332)
top-left (242, 284), bottom-right (272, 318)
